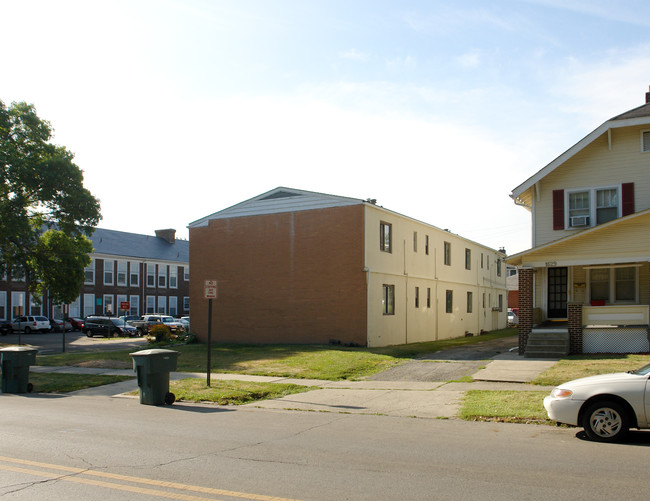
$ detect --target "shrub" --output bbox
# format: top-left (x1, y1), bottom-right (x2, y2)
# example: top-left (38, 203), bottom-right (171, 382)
top-left (149, 324), bottom-right (173, 344)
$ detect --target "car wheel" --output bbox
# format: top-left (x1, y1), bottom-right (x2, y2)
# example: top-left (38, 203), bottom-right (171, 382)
top-left (86, 330), bottom-right (93, 338)
top-left (24, 327), bottom-right (31, 334)
top-left (581, 400), bottom-right (629, 443)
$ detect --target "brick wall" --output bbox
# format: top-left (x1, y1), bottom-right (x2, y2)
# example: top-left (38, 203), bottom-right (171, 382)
top-left (189, 205), bottom-right (367, 345)
top-left (517, 268), bottom-right (533, 355)
top-left (568, 302), bottom-right (583, 354)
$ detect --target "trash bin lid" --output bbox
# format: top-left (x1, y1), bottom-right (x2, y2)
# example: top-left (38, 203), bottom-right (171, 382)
top-left (129, 348), bottom-right (180, 357)
top-left (0, 346), bottom-right (38, 354)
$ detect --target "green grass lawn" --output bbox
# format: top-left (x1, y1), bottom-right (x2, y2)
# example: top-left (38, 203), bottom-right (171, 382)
top-left (459, 390), bottom-right (552, 424)
top-left (532, 354), bottom-right (650, 386)
top-left (28, 372), bottom-right (133, 393)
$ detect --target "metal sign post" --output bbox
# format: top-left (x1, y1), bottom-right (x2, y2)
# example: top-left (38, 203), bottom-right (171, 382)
top-left (204, 280), bottom-right (218, 387)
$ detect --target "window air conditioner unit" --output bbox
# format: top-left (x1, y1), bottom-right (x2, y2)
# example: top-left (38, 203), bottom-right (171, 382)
top-left (570, 215), bottom-right (589, 227)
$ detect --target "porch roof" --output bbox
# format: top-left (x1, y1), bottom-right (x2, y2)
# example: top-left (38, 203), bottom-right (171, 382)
top-left (506, 209), bottom-right (650, 267)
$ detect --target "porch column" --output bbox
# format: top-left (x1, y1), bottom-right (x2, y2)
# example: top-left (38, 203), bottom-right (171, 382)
top-left (518, 267), bottom-right (533, 356)
top-left (567, 302), bottom-right (583, 354)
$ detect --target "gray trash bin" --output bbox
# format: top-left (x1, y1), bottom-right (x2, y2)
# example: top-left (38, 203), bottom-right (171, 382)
top-left (1, 346), bottom-right (38, 394)
top-left (129, 348), bottom-right (179, 405)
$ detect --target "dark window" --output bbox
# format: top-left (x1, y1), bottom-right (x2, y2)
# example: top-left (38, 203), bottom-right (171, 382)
top-left (446, 290), bottom-right (453, 313)
top-left (467, 292), bottom-right (473, 313)
top-left (415, 287), bottom-right (419, 308)
top-left (444, 242), bottom-right (451, 266)
top-left (465, 249), bottom-right (471, 270)
top-left (382, 284), bottom-right (395, 315)
top-left (380, 222), bottom-right (392, 253)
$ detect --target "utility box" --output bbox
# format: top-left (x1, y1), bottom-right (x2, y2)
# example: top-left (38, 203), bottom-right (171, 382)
top-left (129, 348), bottom-right (179, 405)
top-left (1, 346), bottom-right (38, 394)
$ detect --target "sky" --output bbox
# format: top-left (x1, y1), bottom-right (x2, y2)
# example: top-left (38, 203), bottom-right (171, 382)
top-left (2, 0), bottom-right (649, 255)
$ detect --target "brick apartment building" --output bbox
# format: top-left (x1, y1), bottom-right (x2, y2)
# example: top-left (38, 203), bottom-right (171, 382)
top-left (0, 228), bottom-right (189, 322)
top-left (189, 187), bottom-right (507, 347)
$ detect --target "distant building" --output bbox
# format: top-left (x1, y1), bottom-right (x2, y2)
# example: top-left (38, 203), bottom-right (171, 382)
top-left (189, 187), bottom-right (507, 347)
top-left (0, 228), bottom-right (189, 321)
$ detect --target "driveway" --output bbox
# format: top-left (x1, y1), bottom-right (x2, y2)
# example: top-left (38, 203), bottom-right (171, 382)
top-left (0, 331), bottom-right (148, 354)
top-left (368, 335), bottom-right (519, 382)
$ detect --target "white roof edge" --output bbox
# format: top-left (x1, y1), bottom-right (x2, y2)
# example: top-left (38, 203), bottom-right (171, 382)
top-left (510, 115), bottom-right (650, 199)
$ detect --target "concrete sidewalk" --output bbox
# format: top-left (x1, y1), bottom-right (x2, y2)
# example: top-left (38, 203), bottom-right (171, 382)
top-left (31, 350), bottom-right (558, 419)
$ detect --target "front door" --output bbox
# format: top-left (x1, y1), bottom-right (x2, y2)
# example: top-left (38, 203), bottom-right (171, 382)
top-left (548, 267), bottom-right (568, 318)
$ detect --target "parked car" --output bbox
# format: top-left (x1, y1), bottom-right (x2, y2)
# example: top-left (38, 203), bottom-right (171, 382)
top-left (130, 314), bottom-right (184, 334)
top-left (84, 316), bottom-right (139, 337)
top-left (180, 316), bottom-right (190, 331)
top-left (119, 315), bottom-right (141, 326)
top-left (11, 315), bottom-right (51, 334)
top-left (507, 310), bottom-right (519, 326)
top-left (49, 318), bottom-right (73, 333)
top-left (0, 322), bottom-right (11, 335)
top-left (68, 317), bottom-right (85, 331)
top-left (544, 362), bottom-right (650, 442)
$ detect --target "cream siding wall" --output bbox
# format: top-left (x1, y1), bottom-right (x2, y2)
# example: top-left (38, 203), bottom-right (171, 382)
top-left (533, 126), bottom-right (650, 247)
top-left (364, 206), bottom-right (507, 347)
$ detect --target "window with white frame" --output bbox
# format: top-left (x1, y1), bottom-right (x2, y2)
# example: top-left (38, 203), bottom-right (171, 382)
top-left (69, 297), bottom-right (81, 318)
top-left (169, 296), bottom-right (178, 316)
top-left (184, 266), bottom-right (189, 281)
top-left (103, 295), bottom-right (114, 315)
top-left (158, 265), bottom-right (166, 288)
top-left (147, 264), bottom-right (155, 287)
top-left (146, 296), bottom-right (156, 314)
top-left (642, 130), bottom-right (650, 152)
top-left (183, 296), bottom-right (190, 312)
top-left (117, 260), bottom-right (127, 286)
top-left (0, 291), bottom-right (6, 320)
top-left (83, 258), bottom-right (93, 284)
top-left (29, 296), bottom-right (41, 315)
top-left (568, 186), bottom-right (619, 228)
top-left (11, 267), bottom-right (25, 282)
top-left (12, 292), bottom-right (25, 318)
top-left (130, 295), bottom-right (139, 316)
top-left (104, 260), bottom-right (114, 285)
top-left (117, 294), bottom-right (127, 314)
top-left (83, 294), bottom-right (95, 317)
top-left (130, 261), bottom-right (140, 286)
top-left (157, 296), bottom-right (166, 314)
top-left (169, 266), bottom-right (177, 288)
top-left (589, 266), bottom-right (637, 304)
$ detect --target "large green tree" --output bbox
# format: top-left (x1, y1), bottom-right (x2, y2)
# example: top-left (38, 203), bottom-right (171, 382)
top-left (0, 100), bottom-right (101, 305)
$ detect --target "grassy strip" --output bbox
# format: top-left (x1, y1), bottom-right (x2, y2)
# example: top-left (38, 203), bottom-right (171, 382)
top-left (532, 354), bottom-right (650, 387)
top-left (28, 372), bottom-right (133, 393)
top-left (459, 390), bottom-right (552, 424)
top-left (36, 328), bottom-right (518, 381)
top-left (165, 378), bottom-right (314, 405)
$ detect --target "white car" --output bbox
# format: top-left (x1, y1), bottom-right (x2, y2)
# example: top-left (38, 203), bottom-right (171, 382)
top-left (544, 363), bottom-right (650, 442)
top-left (12, 315), bottom-right (51, 334)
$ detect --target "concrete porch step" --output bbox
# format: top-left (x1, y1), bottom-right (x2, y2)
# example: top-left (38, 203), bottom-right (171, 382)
top-left (525, 331), bottom-right (569, 358)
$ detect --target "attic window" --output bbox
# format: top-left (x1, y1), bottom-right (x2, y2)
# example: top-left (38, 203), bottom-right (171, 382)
top-left (642, 131), bottom-right (650, 152)
top-left (261, 191), bottom-right (302, 200)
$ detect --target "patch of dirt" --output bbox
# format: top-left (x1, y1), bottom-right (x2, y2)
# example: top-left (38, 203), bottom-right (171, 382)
top-left (74, 360), bottom-right (132, 369)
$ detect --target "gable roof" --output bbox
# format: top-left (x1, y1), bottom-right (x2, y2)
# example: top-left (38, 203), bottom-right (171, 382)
top-left (90, 228), bottom-right (189, 263)
top-left (188, 187), bottom-right (365, 228)
top-left (510, 96), bottom-right (650, 206)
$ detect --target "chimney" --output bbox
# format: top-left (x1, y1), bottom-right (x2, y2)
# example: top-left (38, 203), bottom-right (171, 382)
top-left (155, 228), bottom-right (176, 243)
top-left (646, 86), bottom-right (650, 104)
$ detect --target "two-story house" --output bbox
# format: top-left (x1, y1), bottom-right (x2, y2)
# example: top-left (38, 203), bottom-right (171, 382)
top-left (188, 187), bottom-right (507, 347)
top-left (507, 89), bottom-right (650, 356)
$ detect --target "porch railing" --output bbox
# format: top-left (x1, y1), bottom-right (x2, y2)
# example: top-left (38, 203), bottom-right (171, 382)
top-left (582, 304), bottom-right (649, 326)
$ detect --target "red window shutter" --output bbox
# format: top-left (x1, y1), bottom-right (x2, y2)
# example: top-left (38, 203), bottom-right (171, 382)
top-left (622, 183), bottom-right (634, 216)
top-left (552, 190), bottom-right (564, 230)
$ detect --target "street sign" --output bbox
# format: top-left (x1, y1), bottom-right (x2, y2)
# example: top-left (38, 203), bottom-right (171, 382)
top-left (120, 302), bottom-right (130, 311)
top-left (204, 280), bottom-right (218, 299)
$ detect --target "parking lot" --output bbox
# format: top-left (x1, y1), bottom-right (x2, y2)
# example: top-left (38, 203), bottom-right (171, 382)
top-left (0, 330), bottom-right (148, 354)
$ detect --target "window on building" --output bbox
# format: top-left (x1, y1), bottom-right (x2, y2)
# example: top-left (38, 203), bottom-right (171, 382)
top-left (69, 297), bottom-right (80, 318)
top-left (169, 266), bottom-right (178, 288)
top-left (498, 294), bottom-right (503, 312)
top-left (413, 232), bottom-right (418, 253)
top-left (444, 242), bottom-right (451, 266)
top-left (415, 287), bottom-right (419, 308)
top-left (11, 292), bottom-right (24, 318)
top-left (589, 266), bottom-right (637, 304)
top-left (380, 222), bottom-right (392, 253)
top-left (497, 259), bottom-right (502, 277)
top-left (184, 266), bottom-right (190, 281)
top-left (11, 266), bottom-right (25, 282)
top-left (169, 296), bottom-right (178, 316)
top-left (146, 296), bottom-right (155, 314)
top-left (103, 295), bottom-right (114, 315)
top-left (482, 293), bottom-right (486, 309)
top-left (85, 259), bottom-right (95, 284)
top-left (130, 295), bottom-right (139, 317)
top-left (147, 264), bottom-right (155, 287)
top-left (427, 288), bottom-right (431, 308)
top-left (425, 235), bottom-right (429, 255)
top-left (29, 296), bottom-right (41, 315)
top-left (481, 253), bottom-right (484, 269)
top-left (467, 291), bottom-right (473, 313)
top-left (130, 261), bottom-right (140, 286)
top-left (117, 295), bottom-right (127, 314)
top-left (104, 260), bottom-right (114, 285)
top-left (643, 130), bottom-right (650, 152)
top-left (465, 249), bottom-right (471, 270)
top-left (158, 265), bottom-right (167, 288)
top-left (83, 294), bottom-right (95, 317)
top-left (157, 296), bottom-right (167, 314)
top-left (184, 296), bottom-right (190, 312)
top-left (0, 291), bottom-right (6, 320)
top-left (382, 284), bottom-right (395, 315)
top-left (568, 186), bottom-right (620, 227)
top-left (445, 290), bottom-right (453, 313)
top-left (117, 260), bottom-right (127, 286)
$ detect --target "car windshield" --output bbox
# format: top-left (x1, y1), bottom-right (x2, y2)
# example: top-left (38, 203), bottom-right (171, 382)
top-left (629, 363), bottom-right (650, 376)
top-left (110, 318), bottom-right (127, 327)
top-left (162, 316), bottom-right (174, 322)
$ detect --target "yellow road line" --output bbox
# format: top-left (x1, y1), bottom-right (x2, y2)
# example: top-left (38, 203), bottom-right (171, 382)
top-left (0, 456), bottom-right (299, 501)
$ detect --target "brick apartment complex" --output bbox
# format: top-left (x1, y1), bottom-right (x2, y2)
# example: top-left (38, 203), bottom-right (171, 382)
top-left (189, 188), bottom-right (508, 347)
top-left (0, 228), bottom-right (189, 322)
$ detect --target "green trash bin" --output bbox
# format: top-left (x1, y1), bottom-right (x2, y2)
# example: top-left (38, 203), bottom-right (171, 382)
top-left (1, 346), bottom-right (38, 394)
top-left (129, 348), bottom-right (179, 405)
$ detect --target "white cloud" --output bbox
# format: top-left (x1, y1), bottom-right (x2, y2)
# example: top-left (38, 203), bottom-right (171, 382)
top-left (339, 48), bottom-right (369, 62)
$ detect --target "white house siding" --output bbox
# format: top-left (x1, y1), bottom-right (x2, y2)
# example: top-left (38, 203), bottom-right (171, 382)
top-left (364, 206), bottom-right (507, 347)
top-left (533, 125), bottom-right (650, 247)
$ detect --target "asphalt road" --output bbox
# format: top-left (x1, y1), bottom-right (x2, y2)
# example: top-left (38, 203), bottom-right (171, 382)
top-left (0, 394), bottom-right (649, 500)
top-left (0, 330), bottom-right (148, 354)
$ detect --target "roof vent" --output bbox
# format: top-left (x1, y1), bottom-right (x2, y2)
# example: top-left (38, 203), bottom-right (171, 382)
top-left (261, 190), bottom-right (301, 200)
top-left (155, 229), bottom-right (176, 243)
top-left (646, 85), bottom-right (650, 104)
